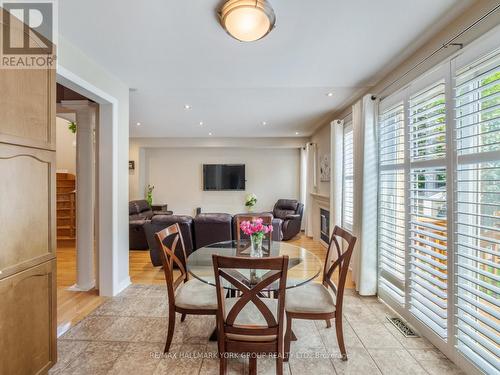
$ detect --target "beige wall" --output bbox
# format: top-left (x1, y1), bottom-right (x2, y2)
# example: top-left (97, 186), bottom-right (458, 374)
top-left (143, 147), bottom-right (300, 216)
top-left (55, 116), bottom-right (76, 175)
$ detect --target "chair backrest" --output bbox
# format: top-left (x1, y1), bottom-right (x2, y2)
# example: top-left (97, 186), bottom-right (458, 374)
top-left (235, 214), bottom-right (273, 245)
top-left (155, 223), bottom-right (188, 303)
top-left (212, 255), bottom-right (288, 342)
top-left (323, 225), bottom-right (357, 309)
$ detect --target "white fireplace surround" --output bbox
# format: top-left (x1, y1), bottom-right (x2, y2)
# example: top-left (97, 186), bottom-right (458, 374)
top-left (310, 192), bottom-right (330, 247)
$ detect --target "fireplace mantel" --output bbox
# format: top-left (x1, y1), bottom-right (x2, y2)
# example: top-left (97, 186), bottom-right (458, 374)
top-left (310, 192), bottom-right (330, 205)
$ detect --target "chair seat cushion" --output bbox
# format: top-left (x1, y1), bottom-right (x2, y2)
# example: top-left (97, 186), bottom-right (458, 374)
top-left (285, 283), bottom-right (336, 314)
top-left (174, 279), bottom-right (218, 310)
top-left (224, 298), bottom-right (282, 342)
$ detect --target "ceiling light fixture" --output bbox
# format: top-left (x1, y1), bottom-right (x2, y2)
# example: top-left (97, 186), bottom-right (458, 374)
top-left (136, 122), bottom-right (141, 126)
top-left (326, 92), bottom-right (334, 97)
top-left (199, 121), bottom-right (204, 126)
top-left (262, 121), bottom-right (267, 126)
top-left (219, 0), bottom-right (276, 42)
top-left (184, 104), bottom-right (191, 110)
top-left (208, 132), bottom-right (213, 136)
top-left (295, 132), bottom-right (300, 135)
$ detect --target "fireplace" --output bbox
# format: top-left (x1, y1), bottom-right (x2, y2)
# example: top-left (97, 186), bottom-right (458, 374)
top-left (320, 208), bottom-right (330, 244)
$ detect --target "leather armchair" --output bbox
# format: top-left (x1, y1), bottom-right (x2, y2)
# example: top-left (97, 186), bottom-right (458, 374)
top-left (144, 215), bottom-right (195, 267)
top-left (272, 199), bottom-right (304, 240)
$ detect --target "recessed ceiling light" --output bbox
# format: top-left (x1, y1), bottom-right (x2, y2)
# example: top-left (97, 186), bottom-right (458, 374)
top-left (295, 132), bottom-right (300, 135)
top-left (208, 132), bottom-right (213, 136)
top-left (199, 121), bottom-right (204, 126)
top-left (326, 92), bottom-right (334, 97)
top-left (136, 122), bottom-right (141, 126)
top-left (262, 121), bottom-right (267, 126)
top-left (184, 104), bottom-right (191, 110)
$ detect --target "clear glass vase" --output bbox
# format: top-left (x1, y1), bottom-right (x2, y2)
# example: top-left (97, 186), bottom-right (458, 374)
top-left (250, 235), bottom-right (263, 258)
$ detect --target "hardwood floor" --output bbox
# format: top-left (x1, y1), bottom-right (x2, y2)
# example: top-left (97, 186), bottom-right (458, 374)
top-left (56, 232), bottom-right (354, 336)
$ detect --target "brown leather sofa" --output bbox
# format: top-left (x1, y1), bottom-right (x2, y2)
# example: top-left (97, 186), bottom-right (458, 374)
top-left (144, 215), bottom-right (195, 266)
top-left (193, 213), bottom-right (233, 249)
top-left (271, 199), bottom-right (304, 240)
top-left (129, 200), bottom-right (172, 250)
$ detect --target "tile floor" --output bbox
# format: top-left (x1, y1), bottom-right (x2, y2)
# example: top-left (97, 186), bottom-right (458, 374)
top-left (50, 284), bottom-right (464, 375)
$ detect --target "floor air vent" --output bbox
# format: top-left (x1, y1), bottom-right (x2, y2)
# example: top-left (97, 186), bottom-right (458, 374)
top-left (386, 317), bottom-right (419, 338)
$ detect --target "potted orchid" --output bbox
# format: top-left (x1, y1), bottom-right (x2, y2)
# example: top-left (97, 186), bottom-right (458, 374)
top-left (240, 218), bottom-right (273, 257)
top-left (245, 193), bottom-right (257, 212)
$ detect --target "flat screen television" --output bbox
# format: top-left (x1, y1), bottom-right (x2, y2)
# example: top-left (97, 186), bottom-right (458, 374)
top-left (203, 164), bottom-right (245, 191)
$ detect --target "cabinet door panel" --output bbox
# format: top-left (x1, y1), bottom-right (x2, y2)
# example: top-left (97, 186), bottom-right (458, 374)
top-left (0, 144), bottom-right (56, 279)
top-left (0, 260), bottom-right (57, 375)
top-left (0, 8), bottom-right (56, 150)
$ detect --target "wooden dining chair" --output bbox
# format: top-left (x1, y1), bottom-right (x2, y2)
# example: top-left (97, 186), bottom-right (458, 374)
top-left (284, 225), bottom-right (357, 361)
top-left (235, 214), bottom-right (273, 248)
top-left (212, 254), bottom-right (289, 375)
top-left (155, 223), bottom-right (218, 353)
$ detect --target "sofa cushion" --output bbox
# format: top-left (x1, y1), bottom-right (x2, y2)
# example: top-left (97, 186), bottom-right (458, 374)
top-left (135, 199), bottom-right (151, 213)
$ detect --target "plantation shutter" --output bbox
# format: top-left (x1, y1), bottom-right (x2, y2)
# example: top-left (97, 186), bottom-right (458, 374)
top-left (342, 121), bottom-right (354, 231)
top-left (378, 101), bottom-right (406, 305)
top-left (454, 48), bottom-right (500, 374)
top-left (408, 79), bottom-right (448, 339)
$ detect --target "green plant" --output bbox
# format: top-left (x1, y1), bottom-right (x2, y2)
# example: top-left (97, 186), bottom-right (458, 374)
top-left (68, 121), bottom-right (77, 134)
top-left (146, 184), bottom-right (154, 206)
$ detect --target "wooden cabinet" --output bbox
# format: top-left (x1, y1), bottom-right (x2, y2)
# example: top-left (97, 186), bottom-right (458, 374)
top-left (0, 144), bottom-right (56, 279)
top-left (0, 260), bottom-right (57, 375)
top-left (0, 8), bottom-right (57, 373)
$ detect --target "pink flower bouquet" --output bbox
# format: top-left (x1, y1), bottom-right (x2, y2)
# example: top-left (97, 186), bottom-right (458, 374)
top-left (240, 218), bottom-right (273, 239)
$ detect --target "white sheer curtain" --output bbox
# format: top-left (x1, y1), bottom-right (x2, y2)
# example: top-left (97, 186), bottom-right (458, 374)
top-left (351, 94), bottom-right (378, 295)
top-left (304, 142), bottom-right (317, 237)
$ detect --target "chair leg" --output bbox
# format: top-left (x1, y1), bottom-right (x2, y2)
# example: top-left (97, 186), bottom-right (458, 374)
top-left (284, 313), bottom-right (292, 362)
top-left (219, 356), bottom-right (226, 375)
top-left (335, 315), bottom-right (347, 361)
top-left (249, 356), bottom-right (257, 375)
top-left (164, 309), bottom-right (175, 353)
top-left (181, 313), bottom-right (187, 322)
top-left (276, 356), bottom-right (283, 375)
top-left (326, 319), bottom-right (331, 328)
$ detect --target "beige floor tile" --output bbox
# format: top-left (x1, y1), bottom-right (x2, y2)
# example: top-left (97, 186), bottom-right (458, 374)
top-left (331, 347), bottom-right (381, 375)
top-left (58, 342), bottom-right (127, 375)
top-left (49, 340), bottom-right (89, 374)
top-left (107, 343), bottom-right (163, 375)
top-left (408, 349), bottom-right (465, 375)
top-left (153, 344), bottom-right (206, 375)
top-left (315, 318), bottom-right (364, 352)
top-left (97, 317), bottom-right (147, 342)
top-left (60, 316), bottom-right (117, 341)
top-left (289, 354), bottom-right (336, 374)
top-left (350, 322), bottom-right (404, 349)
top-left (368, 348), bottom-right (427, 375)
top-left (384, 322), bottom-right (435, 350)
top-left (132, 317), bottom-right (169, 343)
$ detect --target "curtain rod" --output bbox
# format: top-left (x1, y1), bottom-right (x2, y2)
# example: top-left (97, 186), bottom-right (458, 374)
top-left (376, 4), bottom-right (500, 99)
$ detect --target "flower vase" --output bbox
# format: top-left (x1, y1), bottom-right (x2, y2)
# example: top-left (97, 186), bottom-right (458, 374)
top-left (250, 235), bottom-right (263, 258)
top-left (246, 205), bottom-right (254, 213)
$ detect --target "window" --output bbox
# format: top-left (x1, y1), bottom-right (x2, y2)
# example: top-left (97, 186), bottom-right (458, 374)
top-left (342, 121), bottom-right (354, 231)
top-left (378, 103), bottom-right (406, 305)
top-left (455, 48), bottom-right (500, 374)
top-left (377, 29), bottom-right (500, 374)
top-left (408, 80), bottom-right (448, 339)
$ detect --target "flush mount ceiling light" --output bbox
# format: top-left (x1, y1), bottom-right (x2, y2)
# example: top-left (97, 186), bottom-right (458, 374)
top-left (219, 0), bottom-right (276, 42)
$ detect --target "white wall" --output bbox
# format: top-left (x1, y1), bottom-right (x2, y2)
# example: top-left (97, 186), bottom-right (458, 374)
top-left (310, 124), bottom-right (330, 197)
top-left (145, 147), bottom-right (300, 216)
top-left (57, 34), bottom-right (130, 296)
top-left (55, 116), bottom-right (76, 175)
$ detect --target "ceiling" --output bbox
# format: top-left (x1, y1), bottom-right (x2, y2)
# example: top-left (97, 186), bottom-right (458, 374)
top-left (58, 0), bottom-right (471, 138)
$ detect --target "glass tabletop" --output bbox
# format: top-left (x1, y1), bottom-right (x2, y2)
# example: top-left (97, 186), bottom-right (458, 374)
top-left (186, 240), bottom-right (323, 291)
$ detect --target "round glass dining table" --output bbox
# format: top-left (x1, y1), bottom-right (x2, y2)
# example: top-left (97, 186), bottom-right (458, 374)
top-left (186, 240), bottom-right (323, 291)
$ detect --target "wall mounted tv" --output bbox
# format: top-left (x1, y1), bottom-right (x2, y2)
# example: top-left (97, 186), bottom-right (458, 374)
top-left (203, 164), bottom-right (246, 191)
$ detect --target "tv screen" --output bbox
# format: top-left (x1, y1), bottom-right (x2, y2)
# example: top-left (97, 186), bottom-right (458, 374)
top-left (203, 164), bottom-right (245, 191)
